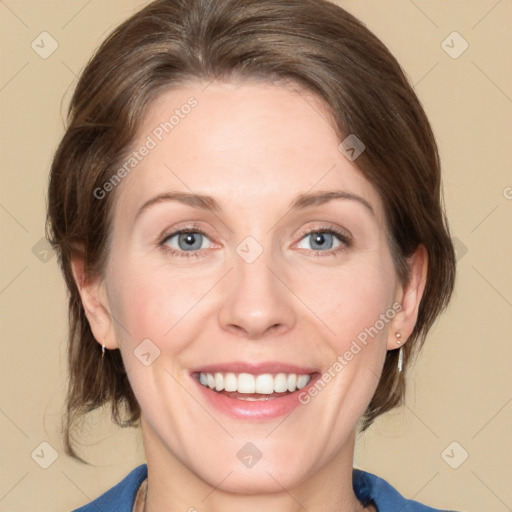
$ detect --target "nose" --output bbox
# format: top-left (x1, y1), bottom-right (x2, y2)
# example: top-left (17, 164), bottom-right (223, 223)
top-left (217, 248), bottom-right (297, 340)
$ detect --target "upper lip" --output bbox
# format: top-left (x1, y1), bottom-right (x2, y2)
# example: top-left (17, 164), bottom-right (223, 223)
top-left (191, 361), bottom-right (320, 375)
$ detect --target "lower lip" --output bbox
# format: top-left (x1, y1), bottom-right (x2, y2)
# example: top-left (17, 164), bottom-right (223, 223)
top-left (191, 374), bottom-right (319, 420)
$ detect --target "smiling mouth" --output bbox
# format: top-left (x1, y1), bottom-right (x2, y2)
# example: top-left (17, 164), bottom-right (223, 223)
top-left (194, 371), bottom-right (314, 401)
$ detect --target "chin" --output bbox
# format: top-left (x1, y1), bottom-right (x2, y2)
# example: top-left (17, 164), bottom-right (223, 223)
top-left (201, 463), bottom-right (306, 495)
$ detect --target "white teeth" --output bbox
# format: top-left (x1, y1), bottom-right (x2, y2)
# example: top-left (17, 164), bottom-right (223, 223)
top-left (198, 371), bottom-right (312, 394)
top-left (214, 373), bottom-right (224, 391)
top-left (296, 374), bottom-right (310, 390)
top-left (255, 374), bottom-right (274, 394)
top-left (274, 373), bottom-right (288, 393)
top-left (287, 373), bottom-right (297, 392)
top-left (224, 372), bottom-right (238, 392)
top-left (237, 373), bottom-right (255, 393)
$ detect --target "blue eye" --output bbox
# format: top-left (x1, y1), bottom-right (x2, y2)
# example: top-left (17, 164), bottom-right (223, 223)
top-left (296, 228), bottom-right (350, 255)
top-left (299, 231), bottom-right (339, 251)
top-left (160, 229), bottom-right (212, 258)
top-left (159, 225), bottom-right (351, 259)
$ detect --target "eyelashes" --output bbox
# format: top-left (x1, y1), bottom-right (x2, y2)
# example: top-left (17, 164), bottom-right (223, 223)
top-left (295, 226), bottom-right (351, 257)
top-left (159, 226), bottom-right (212, 259)
top-left (158, 224), bottom-right (352, 259)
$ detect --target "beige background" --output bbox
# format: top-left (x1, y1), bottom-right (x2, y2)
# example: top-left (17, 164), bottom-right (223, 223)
top-left (1, 1), bottom-right (511, 511)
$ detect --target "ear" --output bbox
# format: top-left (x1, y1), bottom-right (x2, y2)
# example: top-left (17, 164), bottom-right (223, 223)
top-left (387, 244), bottom-right (428, 350)
top-left (70, 251), bottom-right (119, 350)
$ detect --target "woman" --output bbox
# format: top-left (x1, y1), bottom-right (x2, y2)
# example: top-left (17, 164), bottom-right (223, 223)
top-left (46, 0), bottom-right (458, 510)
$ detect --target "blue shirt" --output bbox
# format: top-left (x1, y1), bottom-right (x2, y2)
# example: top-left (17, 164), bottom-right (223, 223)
top-left (72, 464), bottom-right (458, 511)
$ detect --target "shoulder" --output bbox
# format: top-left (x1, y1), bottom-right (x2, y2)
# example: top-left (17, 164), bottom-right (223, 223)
top-left (72, 464), bottom-right (147, 512)
top-left (353, 468), bottom-right (461, 512)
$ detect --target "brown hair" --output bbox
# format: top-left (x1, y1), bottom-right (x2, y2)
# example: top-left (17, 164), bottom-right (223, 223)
top-left (46, 0), bottom-right (456, 463)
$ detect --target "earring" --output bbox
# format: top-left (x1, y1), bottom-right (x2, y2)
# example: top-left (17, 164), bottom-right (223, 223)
top-left (395, 332), bottom-right (403, 373)
top-left (397, 346), bottom-right (403, 373)
top-left (102, 344), bottom-right (105, 358)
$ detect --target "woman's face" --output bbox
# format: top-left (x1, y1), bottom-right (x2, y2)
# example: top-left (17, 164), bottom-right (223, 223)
top-left (92, 81), bottom-right (408, 492)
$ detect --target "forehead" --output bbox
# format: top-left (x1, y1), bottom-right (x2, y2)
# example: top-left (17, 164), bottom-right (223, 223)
top-left (112, 80), bottom-right (385, 225)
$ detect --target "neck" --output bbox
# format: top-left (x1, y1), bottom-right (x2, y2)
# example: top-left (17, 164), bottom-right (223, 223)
top-left (138, 417), bottom-right (369, 512)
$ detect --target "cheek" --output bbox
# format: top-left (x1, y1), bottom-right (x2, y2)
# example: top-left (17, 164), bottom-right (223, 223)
top-left (294, 257), bottom-right (395, 423)
top-left (106, 269), bottom-right (200, 411)
top-left (106, 258), bottom-right (222, 376)
top-left (109, 271), bottom-right (193, 345)
top-left (298, 251), bottom-right (397, 347)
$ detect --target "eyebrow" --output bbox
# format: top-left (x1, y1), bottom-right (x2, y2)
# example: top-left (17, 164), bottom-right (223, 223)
top-left (134, 189), bottom-right (374, 222)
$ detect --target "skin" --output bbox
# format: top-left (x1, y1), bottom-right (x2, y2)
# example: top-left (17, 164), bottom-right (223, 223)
top-left (72, 80), bottom-right (427, 512)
